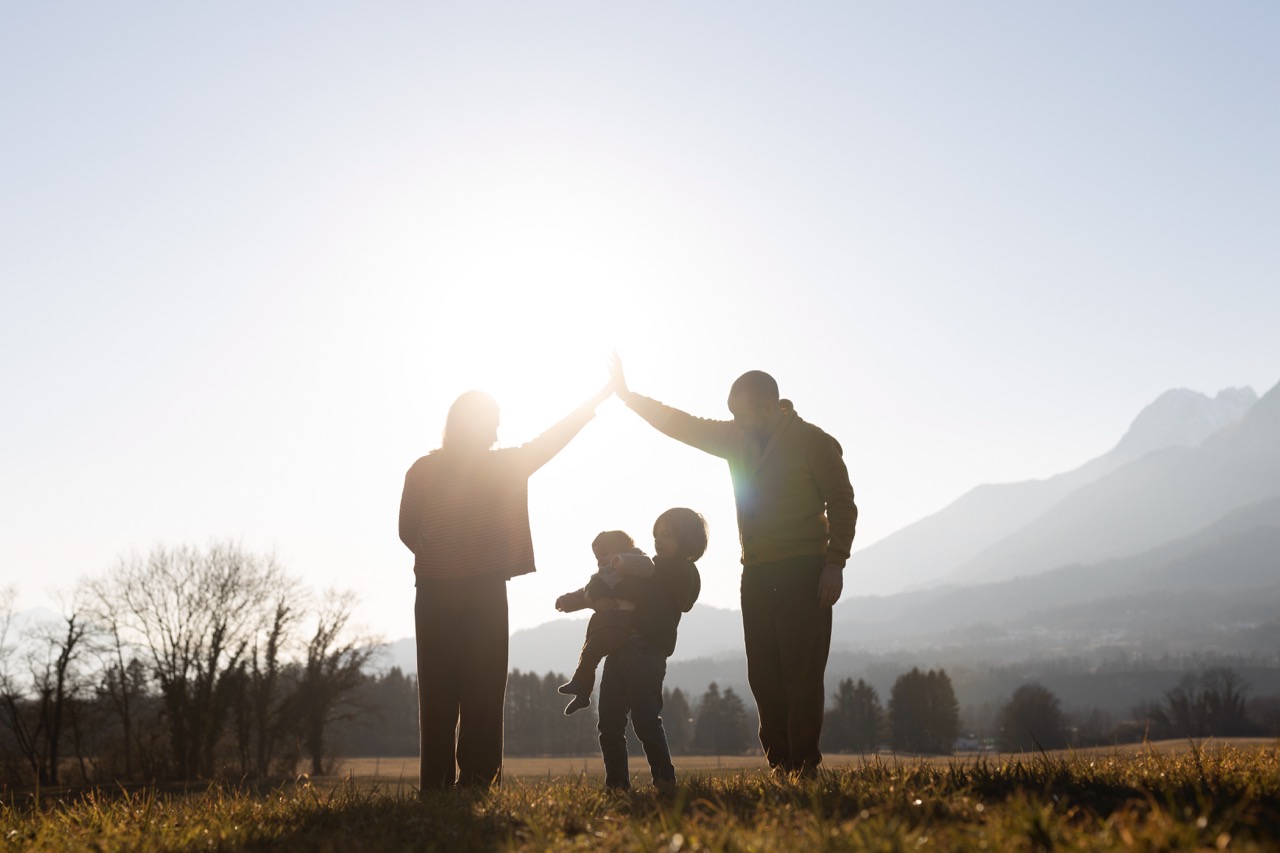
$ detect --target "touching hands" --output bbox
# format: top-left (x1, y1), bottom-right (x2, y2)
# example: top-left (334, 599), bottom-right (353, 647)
top-left (609, 351), bottom-right (629, 397)
top-left (818, 564), bottom-right (844, 608)
top-left (585, 352), bottom-right (628, 410)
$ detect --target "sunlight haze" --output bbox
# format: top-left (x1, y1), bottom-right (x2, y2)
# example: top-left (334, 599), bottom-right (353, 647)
top-left (2, 2), bottom-right (1276, 643)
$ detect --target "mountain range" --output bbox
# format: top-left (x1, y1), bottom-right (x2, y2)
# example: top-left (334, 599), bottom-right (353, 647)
top-left (944, 383), bottom-right (1278, 585)
top-left (850, 385), bottom-right (1258, 594)
top-left (832, 494), bottom-right (1280, 651)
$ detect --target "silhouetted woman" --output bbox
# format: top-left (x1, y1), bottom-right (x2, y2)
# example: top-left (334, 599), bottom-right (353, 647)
top-left (398, 383), bottom-right (611, 790)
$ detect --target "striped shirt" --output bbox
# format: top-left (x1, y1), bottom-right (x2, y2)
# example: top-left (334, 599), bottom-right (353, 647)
top-left (399, 406), bottom-right (595, 582)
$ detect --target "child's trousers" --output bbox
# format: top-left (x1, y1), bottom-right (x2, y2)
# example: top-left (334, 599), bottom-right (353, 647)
top-left (596, 636), bottom-right (675, 789)
top-left (569, 612), bottom-right (631, 693)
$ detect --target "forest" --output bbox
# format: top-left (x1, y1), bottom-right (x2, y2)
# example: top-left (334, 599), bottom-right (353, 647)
top-left (4, 543), bottom-right (1278, 789)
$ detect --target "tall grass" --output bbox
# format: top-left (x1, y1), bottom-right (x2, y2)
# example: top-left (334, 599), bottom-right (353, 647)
top-left (3, 743), bottom-right (1277, 851)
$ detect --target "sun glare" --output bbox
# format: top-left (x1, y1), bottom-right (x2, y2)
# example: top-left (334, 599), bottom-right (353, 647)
top-left (354, 142), bottom-right (733, 447)
top-left (401, 168), bottom-right (658, 441)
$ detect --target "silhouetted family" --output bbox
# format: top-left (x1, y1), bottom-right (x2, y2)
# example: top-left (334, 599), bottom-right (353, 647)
top-left (398, 356), bottom-right (857, 792)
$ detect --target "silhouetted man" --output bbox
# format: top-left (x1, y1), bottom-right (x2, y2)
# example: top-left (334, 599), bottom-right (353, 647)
top-left (611, 357), bottom-right (856, 776)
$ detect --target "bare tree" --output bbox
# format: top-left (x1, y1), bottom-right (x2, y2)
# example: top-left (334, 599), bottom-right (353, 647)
top-left (0, 591), bottom-right (90, 783)
top-left (0, 586), bottom-right (14, 678)
top-left (1165, 667), bottom-right (1253, 738)
top-left (84, 575), bottom-right (143, 780)
top-left (104, 542), bottom-right (291, 779)
top-left (28, 594), bottom-right (92, 785)
top-left (234, 594), bottom-right (300, 778)
top-left (1200, 667), bottom-right (1251, 736)
top-left (284, 590), bottom-right (381, 776)
top-left (0, 585), bottom-right (39, 785)
top-left (0, 589), bottom-right (92, 786)
top-left (0, 586), bottom-right (16, 707)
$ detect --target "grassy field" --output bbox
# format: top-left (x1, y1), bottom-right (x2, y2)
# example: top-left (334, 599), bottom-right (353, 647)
top-left (331, 752), bottom-right (774, 783)
top-left (3, 740), bottom-right (1278, 851)
top-left (332, 738), bottom-right (1280, 783)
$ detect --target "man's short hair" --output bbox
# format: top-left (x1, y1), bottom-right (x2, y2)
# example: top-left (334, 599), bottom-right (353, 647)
top-left (729, 370), bottom-right (779, 403)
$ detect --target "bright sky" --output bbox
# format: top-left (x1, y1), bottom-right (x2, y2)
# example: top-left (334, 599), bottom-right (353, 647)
top-left (3, 3), bottom-right (1277, 642)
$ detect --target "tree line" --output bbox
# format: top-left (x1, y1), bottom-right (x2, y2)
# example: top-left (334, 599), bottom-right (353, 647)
top-left (334, 662), bottom-right (1280, 763)
top-left (0, 542), bottom-right (376, 787)
top-left (331, 673), bottom-right (758, 760)
top-left (5, 541), bottom-right (1278, 788)
top-left (824, 664), bottom-right (1278, 755)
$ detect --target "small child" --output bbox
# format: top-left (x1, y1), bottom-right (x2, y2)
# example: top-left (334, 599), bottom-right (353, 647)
top-left (555, 530), bottom-right (657, 714)
top-left (589, 508), bottom-right (705, 791)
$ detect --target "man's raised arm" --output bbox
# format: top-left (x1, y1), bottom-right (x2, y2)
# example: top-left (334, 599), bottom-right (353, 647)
top-left (611, 354), bottom-right (736, 458)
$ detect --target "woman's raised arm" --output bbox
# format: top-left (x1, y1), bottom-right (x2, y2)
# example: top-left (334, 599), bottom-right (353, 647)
top-left (518, 379), bottom-right (613, 474)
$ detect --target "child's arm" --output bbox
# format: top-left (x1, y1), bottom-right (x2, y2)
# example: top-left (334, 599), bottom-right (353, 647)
top-left (595, 572), bottom-right (653, 604)
top-left (585, 574), bottom-right (615, 602)
top-left (555, 588), bottom-right (588, 613)
top-left (611, 552), bottom-right (655, 578)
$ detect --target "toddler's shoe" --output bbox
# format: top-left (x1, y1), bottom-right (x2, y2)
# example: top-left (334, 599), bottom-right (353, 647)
top-left (558, 680), bottom-right (591, 715)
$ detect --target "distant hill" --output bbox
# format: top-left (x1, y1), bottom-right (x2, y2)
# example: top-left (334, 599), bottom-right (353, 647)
top-left (947, 380), bottom-right (1279, 584)
top-left (1, 606), bottom-right (63, 648)
top-left (832, 495), bottom-right (1280, 652)
top-left (848, 387), bottom-right (1256, 596)
top-left (379, 636), bottom-right (417, 675)
top-left (662, 497), bottom-right (1280, 699)
top-left (378, 604), bottom-right (746, 678)
top-left (503, 604), bottom-right (745, 675)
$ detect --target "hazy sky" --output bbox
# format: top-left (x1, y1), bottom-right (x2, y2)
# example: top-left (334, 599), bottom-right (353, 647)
top-left (3, 3), bottom-right (1277, 642)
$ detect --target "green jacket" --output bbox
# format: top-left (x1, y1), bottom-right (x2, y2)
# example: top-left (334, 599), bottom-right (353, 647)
top-left (622, 393), bottom-right (857, 567)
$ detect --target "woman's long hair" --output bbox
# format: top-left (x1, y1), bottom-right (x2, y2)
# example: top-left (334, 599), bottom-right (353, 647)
top-left (442, 390), bottom-right (500, 452)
